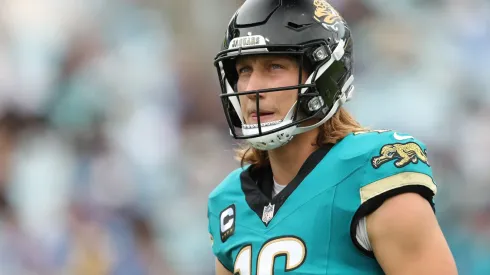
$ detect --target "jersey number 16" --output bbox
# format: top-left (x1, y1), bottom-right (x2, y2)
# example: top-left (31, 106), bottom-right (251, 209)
top-left (234, 236), bottom-right (306, 275)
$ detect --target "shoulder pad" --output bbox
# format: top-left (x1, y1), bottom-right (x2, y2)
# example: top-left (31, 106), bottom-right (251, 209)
top-left (354, 130), bottom-right (437, 204)
top-left (208, 167), bottom-right (245, 214)
top-left (334, 130), bottom-right (393, 160)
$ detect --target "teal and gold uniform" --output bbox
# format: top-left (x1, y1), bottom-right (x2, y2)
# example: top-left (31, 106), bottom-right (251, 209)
top-left (207, 130), bottom-right (437, 274)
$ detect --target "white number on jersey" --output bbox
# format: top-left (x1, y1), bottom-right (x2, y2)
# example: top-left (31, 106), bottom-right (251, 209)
top-left (234, 236), bottom-right (306, 275)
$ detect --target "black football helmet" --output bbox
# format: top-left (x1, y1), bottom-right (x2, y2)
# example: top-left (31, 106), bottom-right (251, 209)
top-left (214, 0), bottom-right (354, 150)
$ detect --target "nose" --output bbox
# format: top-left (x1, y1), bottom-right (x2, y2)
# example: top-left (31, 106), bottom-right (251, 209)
top-left (244, 72), bottom-right (267, 100)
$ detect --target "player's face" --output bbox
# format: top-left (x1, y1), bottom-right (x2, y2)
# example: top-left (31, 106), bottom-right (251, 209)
top-left (235, 55), bottom-right (308, 124)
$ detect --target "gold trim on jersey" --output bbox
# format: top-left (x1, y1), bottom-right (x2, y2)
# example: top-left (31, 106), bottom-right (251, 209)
top-left (360, 172), bottom-right (437, 204)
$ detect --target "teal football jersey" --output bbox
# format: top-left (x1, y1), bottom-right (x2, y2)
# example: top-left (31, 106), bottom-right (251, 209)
top-left (207, 130), bottom-right (437, 274)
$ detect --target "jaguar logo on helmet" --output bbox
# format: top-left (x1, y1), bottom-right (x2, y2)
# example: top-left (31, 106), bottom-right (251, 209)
top-left (313, 0), bottom-right (343, 30)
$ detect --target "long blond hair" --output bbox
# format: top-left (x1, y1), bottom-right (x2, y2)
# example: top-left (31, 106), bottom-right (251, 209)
top-left (236, 107), bottom-right (365, 167)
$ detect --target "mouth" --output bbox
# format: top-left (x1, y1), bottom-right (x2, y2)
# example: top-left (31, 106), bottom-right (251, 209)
top-left (250, 111), bottom-right (275, 123)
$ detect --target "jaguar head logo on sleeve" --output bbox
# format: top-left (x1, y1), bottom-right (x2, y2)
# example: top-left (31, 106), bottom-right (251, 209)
top-left (372, 142), bottom-right (430, 169)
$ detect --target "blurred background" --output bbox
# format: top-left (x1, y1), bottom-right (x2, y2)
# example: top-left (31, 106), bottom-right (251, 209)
top-left (0, 0), bottom-right (488, 274)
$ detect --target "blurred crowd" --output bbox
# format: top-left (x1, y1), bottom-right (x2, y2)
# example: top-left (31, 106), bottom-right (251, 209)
top-left (0, 0), bottom-right (488, 274)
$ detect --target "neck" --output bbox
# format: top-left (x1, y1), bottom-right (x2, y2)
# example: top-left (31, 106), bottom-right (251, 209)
top-left (268, 128), bottom-right (319, 186)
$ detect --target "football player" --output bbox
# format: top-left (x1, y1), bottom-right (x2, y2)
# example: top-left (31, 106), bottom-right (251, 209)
top-left (207, 0), bottom-right (457, 274)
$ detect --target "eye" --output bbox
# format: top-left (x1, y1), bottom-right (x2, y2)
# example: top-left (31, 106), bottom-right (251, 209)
top-left (270, 63), bottom-right (285, 70)
top-left (237, 66), bottom-right (252, 75)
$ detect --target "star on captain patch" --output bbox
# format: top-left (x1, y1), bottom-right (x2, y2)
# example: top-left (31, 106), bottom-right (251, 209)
top-left (262, 203), bottom-right (275, 224)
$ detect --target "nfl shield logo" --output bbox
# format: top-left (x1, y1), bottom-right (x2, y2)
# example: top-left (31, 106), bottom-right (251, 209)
top-left (262, 203), bottom-right (275, 224)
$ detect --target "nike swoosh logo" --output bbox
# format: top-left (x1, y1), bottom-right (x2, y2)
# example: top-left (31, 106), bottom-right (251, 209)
top-left (393, 132), bottom-right (414, 140)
